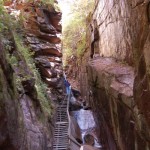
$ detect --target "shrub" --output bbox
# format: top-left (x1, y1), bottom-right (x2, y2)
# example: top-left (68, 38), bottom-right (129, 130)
top-left (61, 0), bottom-right (95, 64)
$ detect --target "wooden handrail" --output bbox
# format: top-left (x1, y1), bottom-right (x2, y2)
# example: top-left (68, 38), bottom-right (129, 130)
top-left (68, 136), bottom-right (81, 148)
top-left (67, 89), bottom-right (81, 149)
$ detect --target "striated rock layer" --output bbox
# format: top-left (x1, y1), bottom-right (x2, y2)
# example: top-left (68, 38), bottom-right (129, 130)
top-left (68, 0), bottom-right (150, 149)
top-left (0, 1), bottom-right (63, 150)
top-left (0, 37), bottom-right (53, 150)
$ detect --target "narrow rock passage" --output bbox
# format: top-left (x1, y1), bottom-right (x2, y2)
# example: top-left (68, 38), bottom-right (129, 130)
top-left (2, 0), bottom-right (149, 150)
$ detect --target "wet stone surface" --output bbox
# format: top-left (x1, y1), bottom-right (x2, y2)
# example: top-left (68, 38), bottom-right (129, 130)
top-left (71, 109), bottom-right (102, 149)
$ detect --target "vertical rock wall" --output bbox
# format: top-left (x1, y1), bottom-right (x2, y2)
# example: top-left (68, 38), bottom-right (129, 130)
top-left (21, 2), bottom-right (63, 99)
top-left (0, 1), bottom-right (62, 150)
top-left (0, 38), bottom-right (53, 150)
top-left (75, 0), bottom-right (150, 149)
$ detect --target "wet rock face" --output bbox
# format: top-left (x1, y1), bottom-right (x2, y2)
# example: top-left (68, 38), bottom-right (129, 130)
top-left (86, 58), bottom-right (135, 150)
top-left (72, 0), bottom-right (150, 149)
top-left (70, 116), bottom-right (82, 143)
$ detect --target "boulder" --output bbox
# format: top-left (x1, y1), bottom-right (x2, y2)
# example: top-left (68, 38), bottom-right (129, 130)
top-left (35, 57), bottom-right (51, 68)
top-left (84, 134), bottom-right (94, 146)
top-left (30, 42), bottom-right (58, 51)
top-left (26, 36), bottom-right (40, 44)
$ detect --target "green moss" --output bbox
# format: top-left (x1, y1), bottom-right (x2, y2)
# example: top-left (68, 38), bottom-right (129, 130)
top-left (35, 75), bottom-right (52, 116)
top-left (2, 25), bottom-right (52, 118)
top-left (0, 0), bottom-right (4, 30)
top-left (7, 55), bottom-right (18, 66)
top-left (13, 33), bottom-right (52, 117)
top-left (0, 0), bottom-right (53, 118)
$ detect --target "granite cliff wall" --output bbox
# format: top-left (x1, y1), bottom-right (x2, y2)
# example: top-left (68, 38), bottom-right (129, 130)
top-left (72, 0), bottom-right (150, 149)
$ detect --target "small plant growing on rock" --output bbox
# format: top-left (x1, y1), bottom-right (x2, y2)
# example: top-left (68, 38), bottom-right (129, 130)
top-left (13, 33), bottom-right (52, 117)
top-left (1, 11), bottom-right (52, 117)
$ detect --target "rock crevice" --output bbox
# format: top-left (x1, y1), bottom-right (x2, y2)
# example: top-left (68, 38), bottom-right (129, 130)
top-left (68, 0), bottom-right (150, 149)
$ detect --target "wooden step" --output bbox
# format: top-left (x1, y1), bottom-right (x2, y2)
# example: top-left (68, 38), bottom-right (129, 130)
top-left (53, 98), bottom-right (69, 150)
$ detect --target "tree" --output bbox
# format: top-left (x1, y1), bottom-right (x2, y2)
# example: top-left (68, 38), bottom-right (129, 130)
top-left (60, 0), bottom-right (95, 65)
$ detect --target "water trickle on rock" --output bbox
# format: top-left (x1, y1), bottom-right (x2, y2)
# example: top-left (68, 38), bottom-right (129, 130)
top-left (71, 108), bottom-right (102, 149)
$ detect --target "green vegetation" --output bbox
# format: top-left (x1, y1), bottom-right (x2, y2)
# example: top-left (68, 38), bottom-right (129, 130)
top-left (0, 0), bottom-right (52, 117)
top-left (0, 0), bottom-right (6, 31)
top-left (40, 0), bottom-right (60, 12)
top-left (60, 0), bottom-right (95, 65)
top-left (13, 33), bottom-right (52, 117)
top-left (41, 0), bottom-right (54, 5)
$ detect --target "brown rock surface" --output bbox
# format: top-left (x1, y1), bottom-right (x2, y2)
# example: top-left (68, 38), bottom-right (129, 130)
top-left (0, 38), bottom-right (53, 150)
top-left (21, 1), bottom-right (63, 89)
top-left (0, 1), bottom-right (63, 149)
top-left (37, 64), bottom-right (57, 78)
top-left (43, 9), bottom-right (62, 32)
top-left (38, 32), bottom-right (61, 44)
top-left (34, 47), bottom-right (62, 57)
top-left (70, 115), bottom-right (82, 142)
top-left (68, 0), bottom-right (150, 149)
top-left (87, 57), bottom-right (135, 150)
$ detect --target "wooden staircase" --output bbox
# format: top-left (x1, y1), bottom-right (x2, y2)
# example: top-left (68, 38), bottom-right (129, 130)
top-left (53, 98), bottom-right (69, 150)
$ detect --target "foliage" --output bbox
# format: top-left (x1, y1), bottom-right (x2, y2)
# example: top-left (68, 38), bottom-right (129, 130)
top-left (40, 0), bottom-right (60, 12)
top-left (76, 33), bottom-right (86, 57)
top-left (8, 55), bottom-right (18, 66)
top-left (13, 33), bottom-right (52, 117)
top-left (41, 0), bottom-right (54, 5)
top-left (0, 0), bottom-right (6, 31)
top-left (0, 1), bottom-right (52, 117)
top-left (61, 0), bottom-right (95, 65)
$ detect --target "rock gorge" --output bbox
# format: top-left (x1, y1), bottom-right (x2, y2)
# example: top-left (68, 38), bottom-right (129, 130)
top-left (0, 0), bottom-right (150, 150)
top-left (68, 0), bottom-right (150, 150)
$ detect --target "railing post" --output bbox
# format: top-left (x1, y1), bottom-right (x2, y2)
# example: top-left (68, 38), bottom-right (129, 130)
top-left (67, 87), bottom-right (81, 150)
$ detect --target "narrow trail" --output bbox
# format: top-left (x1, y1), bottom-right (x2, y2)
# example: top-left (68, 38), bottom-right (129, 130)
top-left (53, 97), bottom-right (69, 150)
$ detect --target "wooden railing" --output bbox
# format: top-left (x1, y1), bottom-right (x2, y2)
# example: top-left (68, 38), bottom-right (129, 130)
top-left (67, 88), bottom-right (81, 150)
